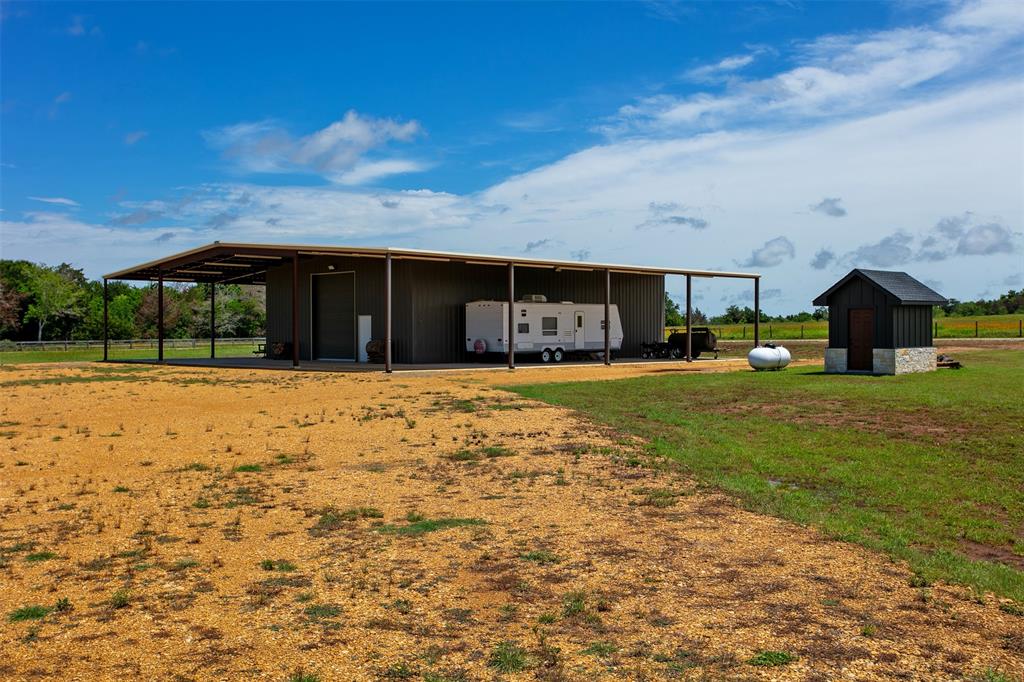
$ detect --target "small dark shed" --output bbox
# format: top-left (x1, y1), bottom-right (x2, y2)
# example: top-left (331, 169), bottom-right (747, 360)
top-left (813, 269), bottom-right (947, 374)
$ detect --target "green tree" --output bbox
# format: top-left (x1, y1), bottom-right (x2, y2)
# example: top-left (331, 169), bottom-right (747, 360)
top-left (24, 266), bottom-right (83, 341)
top-left (665, 293), bottom-right (684, 327)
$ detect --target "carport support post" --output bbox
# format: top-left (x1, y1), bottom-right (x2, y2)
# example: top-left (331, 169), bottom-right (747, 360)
top-left (384, 252), bottom-right (392, 373)
top-left (102, 279), bottom-right (109, 362)
top-left (507, 262), bottom-right (515, 370)
top-left (753, 277), bottom-right (760, 348)
top-left (157, 272), bottom-right (165, 362)
top-left (291, 252), bottom-right (300, 367)
top-left (685, 274), bottom-right (692, 362)
top-left (210, 283), bottom-right (216, 359)
top-left (604, 269), bottom-right (611, 366)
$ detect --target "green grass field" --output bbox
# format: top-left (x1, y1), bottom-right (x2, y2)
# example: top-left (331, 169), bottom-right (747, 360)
top-left (671, 313), bottom-right (1024, 340)
top-left (0, 342), bottom-right (259, 365)
top-left (510, 350), bottom-right (1024, 603)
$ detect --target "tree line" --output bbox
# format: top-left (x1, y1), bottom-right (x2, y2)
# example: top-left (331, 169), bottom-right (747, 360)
top-left (0, 260), bottom-right (266, 342)
top-left (664, 293), bottom-right (828, 326)
top-left (665, 290), bottom-right (1022, 327)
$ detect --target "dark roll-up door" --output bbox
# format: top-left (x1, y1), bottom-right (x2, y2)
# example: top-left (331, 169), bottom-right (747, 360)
top-left (848, 308), bottom-right (873, 371)
top-left (313, 272), bottom-right (355, 360)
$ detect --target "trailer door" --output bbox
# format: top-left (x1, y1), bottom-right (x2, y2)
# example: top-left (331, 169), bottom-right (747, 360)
top-left (574, 310), bottom-right (585, 348)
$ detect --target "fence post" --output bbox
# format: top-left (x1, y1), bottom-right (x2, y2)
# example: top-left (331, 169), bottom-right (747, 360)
top-left (742, 326), bottom-right (746, 339)
top-left (934, 321), bottom-right (938, 338)
top-left (769, 324), bottom-right (773, 338)
top-left (801, 325), bottom-right (804, 339)
top-left (975, 321), bottom-right (979, 338)
top-left (1019, 319), bottom-right (1022, 338)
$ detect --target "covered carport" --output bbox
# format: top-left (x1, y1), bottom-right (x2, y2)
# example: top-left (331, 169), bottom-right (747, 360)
top-left (103, 242), bottom-right (762, 372)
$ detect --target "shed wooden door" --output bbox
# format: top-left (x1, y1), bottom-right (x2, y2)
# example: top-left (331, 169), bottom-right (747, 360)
top-left (313, 272), bottom-right (355, 360)
top-left (847, 308), bottom-right (873, 371)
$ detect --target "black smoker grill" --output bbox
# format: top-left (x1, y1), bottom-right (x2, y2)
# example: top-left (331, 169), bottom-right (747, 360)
top-left (640, 326), bottom-right (719, 360)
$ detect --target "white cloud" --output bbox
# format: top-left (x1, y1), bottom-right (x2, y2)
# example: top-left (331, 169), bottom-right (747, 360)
top-left (810, 197), bottom-right (846, 217)
top-left (124, 131), bottom-right (148, 145)
top-left (684, 53), bottom-right (757, 82)
top-left (332, 159), bottom-right (429, 186)
top-left (740, 236), bottom-right (796, 267)
top-left (28, 196), bottom-right (79, 207)
top-left (65, 15), bottom-right (100, 37)
top-left (957, 222), bottom-right (1016, 255)
top-left (605, 0), bottom-right (1022, 136)
top-left (203, 110), bottom-right (423, 179)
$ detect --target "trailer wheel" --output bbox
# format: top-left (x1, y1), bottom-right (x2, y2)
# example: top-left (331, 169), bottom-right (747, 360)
top-left (540, 349), bottom-right (552, 363)
top-left (553, 348), bottom-right (564, 363)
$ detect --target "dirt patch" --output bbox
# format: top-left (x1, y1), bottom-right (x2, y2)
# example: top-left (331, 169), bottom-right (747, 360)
top-left (715, 400), bottom-right (973, 443)
top-left (0, 363), bottom-right (1021, 681)
top-left (961, 540), bottom-right (1024, 571)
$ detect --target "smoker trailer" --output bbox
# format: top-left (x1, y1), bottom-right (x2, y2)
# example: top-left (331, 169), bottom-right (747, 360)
top-left (640, 327), bottom-right (719, 359)
top-left (466, 298), bottom-right (623, 362)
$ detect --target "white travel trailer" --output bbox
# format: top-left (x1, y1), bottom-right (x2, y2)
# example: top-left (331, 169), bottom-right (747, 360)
top-left (465, 297), bottom-right (623, 362)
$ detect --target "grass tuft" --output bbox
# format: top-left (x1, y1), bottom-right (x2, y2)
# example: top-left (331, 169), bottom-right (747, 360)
top-left (8, 605), bottom-right (51, 622)
top-left (747, 650), bottom-right (795, 667)
top-left (488, 641), bottom-right (530, 673)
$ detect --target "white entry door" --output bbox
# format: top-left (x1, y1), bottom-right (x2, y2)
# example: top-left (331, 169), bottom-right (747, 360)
top-left (574, 310), bottom-right (585, 348)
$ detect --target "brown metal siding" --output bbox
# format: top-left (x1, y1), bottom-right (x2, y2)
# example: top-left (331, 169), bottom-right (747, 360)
top-left (267, 256), bottom-right (665, 363)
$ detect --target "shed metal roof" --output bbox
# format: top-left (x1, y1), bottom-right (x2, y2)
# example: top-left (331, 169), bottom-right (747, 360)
top-left (104, 242), bottom-right (760, 284)
top-left (813, 269), bottom-right (947, 306)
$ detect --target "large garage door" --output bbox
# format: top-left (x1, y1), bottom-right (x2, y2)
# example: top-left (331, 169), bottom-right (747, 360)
top-left (313, 272), bottom-right (355, 360)
top-left (848, 308), bottom-right (873, 371)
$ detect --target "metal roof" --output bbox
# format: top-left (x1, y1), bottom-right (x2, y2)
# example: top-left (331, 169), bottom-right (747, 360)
top-left (813, 269), bottom-right (947, 306)
top-left (104, 242), bottom-right (760, 283)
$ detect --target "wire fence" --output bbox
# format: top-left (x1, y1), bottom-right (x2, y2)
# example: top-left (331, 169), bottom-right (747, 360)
top-left (667, 318), bottom-right (1024, 341)
top-left (2, 337), bottom-right (265, 351)
top-left (0, 338), bottom-right (266, 363)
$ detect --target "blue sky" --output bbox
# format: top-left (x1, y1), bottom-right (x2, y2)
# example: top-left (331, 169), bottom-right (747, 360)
top-left (2, 0), bottom-right (1022, 314)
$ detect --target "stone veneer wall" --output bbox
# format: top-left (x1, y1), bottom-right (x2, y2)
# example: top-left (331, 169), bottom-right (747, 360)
top-left (824, 348), bottom-right (847, 373)
top-left (873, 347), bottom-right (937, 374)
top-left (825, 347), bottom-right (936, 374)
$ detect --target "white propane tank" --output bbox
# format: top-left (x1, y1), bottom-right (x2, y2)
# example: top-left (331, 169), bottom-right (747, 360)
top-left (748, 343), bottom-right (792, 370)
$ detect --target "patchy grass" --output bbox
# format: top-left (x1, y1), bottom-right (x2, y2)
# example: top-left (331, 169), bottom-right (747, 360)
top-left (520, 550), bottom-right (561, 565)
top-left (261, 559), bottom-right (297, 572)
top-left (8, 605), bottom-right (51, 622)
top-left (488, 641), bottom-right (531, 673)
top-left (303, 603), bottom-right (341, 620)
top-left (747, 650), bottom-right (796, 667)
top-left (511, 350), bottom-right (1024, 603)
top-left (378, 517), bottom-right (486, 537)
top-left (25, 551), bottom-right (57, 562)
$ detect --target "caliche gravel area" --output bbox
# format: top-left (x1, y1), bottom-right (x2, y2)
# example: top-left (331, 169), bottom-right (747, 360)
top-left (1, 362), bottom-right (1021, 681)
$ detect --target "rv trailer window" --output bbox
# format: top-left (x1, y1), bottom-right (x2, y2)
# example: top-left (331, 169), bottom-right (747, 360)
top-left (541, 317), bottom-right (558, 336)
top-left (518, 323), bottom-right (529, 334)
top-left (576, 315), bottom-right (583, 327)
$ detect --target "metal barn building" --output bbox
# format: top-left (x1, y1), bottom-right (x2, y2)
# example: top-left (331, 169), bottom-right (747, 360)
top-left (104, 242), bottom-right (761, 372)
top-left (813, 269), bottom-right (947, 375)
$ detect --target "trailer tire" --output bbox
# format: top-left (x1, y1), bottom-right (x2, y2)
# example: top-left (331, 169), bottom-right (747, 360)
top-left (540, 349), bottom-right (552, 363)
top-left (553, 348), bottom-right (564, 363)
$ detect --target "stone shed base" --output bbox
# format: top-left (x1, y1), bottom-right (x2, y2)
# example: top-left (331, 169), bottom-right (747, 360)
top-left (824, 347), bottom-right (936, 375)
